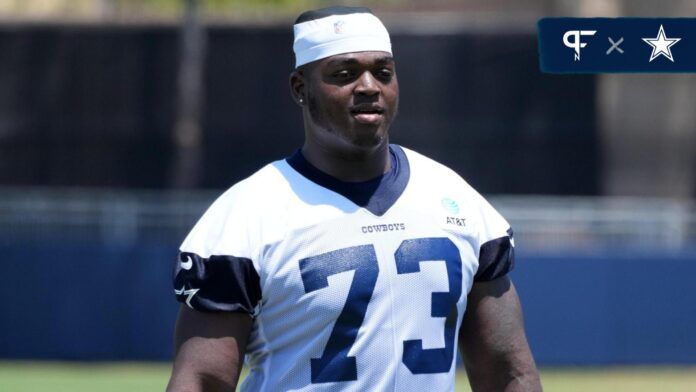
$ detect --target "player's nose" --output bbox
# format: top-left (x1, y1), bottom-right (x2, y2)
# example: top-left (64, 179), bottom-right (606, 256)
top-left (354, 71), bottom-right (380, 97)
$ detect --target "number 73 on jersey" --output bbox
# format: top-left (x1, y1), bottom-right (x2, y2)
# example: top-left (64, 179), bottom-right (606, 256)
top-left (299, 237), bottom-right (462, 383)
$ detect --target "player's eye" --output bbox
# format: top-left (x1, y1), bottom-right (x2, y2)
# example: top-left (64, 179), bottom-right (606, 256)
top-left (375, 68), bottom-right (393, 82)
top-left (332, 70), bottom-right (354, 79)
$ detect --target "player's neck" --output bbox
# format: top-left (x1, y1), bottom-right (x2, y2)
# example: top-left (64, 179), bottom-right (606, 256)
top-left (301, 139), bottom-right (391, 182)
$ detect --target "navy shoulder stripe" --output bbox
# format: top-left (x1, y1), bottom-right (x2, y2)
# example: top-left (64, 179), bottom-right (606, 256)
top-left (173, 252), bottom-right (262, 315)
top-left (475, 228), bottom-right (515, 282)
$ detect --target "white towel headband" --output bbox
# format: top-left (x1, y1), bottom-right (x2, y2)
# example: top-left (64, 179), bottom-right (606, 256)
top-left (293, 6), bottom-right (392, 68)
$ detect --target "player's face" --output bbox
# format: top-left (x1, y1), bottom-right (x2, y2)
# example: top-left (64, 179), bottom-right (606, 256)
top-left (298, 51), bottom-right (399, 151)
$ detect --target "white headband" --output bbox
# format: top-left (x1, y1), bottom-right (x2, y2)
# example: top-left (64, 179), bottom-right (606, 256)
top-left (293, 11), bottom-right (392, 68)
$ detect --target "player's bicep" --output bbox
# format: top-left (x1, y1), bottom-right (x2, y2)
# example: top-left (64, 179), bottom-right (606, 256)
top-left (168, 305), bottom-right (253, 392)
top-left (458, 276), bottom-right (541, 391)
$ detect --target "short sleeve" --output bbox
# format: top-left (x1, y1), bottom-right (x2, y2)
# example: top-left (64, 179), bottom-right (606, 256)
top-left (473, 196), bottom-right (515, 282)
top-left (173, 252), bottom-right (262, 314)
top-left (172, 188), bottom-right (263, 315)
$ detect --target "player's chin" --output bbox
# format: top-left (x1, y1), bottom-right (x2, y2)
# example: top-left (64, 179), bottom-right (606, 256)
top-left (346, 126), bottom-right (388, 149)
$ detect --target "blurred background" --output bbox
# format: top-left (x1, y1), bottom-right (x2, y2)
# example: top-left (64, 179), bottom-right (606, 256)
top-left (1, 0), bottom-right (695, 390)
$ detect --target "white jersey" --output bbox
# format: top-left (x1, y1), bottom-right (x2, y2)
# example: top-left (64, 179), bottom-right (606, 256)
top-left (174, 145), bottom-right (514, 392)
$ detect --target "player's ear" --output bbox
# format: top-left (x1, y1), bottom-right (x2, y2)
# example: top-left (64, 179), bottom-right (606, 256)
top-left (289, 69), bottom-right (306, 107)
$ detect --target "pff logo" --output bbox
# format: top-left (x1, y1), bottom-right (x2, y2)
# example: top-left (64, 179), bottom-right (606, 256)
top-left (563, 30), bottom-right (596, 61)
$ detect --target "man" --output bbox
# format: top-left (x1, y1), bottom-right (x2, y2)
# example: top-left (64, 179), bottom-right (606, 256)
top-left (168, 6), bottom-right (541, 392)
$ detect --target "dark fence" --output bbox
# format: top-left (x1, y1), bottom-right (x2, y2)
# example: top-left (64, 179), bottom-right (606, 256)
top-left (0, 23), bottom-right (598, 194)
top-left (516, 250), bottom-right (696, 364)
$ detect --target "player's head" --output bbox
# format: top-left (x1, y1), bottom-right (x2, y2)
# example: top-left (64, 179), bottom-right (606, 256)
top-left (290, 6), bottom-right (399, 153)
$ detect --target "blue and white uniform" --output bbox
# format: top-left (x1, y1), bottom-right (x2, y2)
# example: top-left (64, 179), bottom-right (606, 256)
top-left (173, 145), bottom-right (514, 391)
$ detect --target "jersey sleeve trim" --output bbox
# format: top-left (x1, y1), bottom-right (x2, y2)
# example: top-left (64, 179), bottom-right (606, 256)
top-left (475, 228), bottom-right (515, 282)
top-left (173, 252), bottom-right (262, 315)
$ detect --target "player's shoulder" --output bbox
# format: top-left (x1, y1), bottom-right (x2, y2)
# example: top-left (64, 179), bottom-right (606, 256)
top-left (180, 158), bottom-right (299, 258)
top-left (399, 145), bottom-right (511, 243)
top-left (399, 145), bottom-right (478, 195)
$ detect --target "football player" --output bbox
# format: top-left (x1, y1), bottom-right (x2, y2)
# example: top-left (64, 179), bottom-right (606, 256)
top-left (168, 6), bottom-right (541, 392)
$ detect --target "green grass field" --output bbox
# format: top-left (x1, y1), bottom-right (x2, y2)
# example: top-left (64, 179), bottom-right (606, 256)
top-left (1, 362), bottom-right (695, 391)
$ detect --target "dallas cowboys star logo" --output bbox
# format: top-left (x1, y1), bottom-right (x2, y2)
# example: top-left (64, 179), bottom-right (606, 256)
top-left (642, 24), bottom-right (681, 62)
top-left (175, 285), bottom-right (200, 309)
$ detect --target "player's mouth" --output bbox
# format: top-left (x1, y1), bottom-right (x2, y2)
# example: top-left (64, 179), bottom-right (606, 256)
top-left (350, 104), bottom-right (384, 124)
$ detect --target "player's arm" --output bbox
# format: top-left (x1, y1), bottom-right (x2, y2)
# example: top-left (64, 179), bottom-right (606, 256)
top-left (458, 275), bottom-right (542, 392)
top-left (167, 305), bottom-right (253, 392)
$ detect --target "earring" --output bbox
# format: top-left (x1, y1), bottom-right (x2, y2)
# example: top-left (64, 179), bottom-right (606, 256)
top-left (299, 97), bottom-right (304, 104)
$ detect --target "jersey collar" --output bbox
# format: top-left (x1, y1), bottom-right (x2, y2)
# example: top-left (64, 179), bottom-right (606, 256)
top-left (286, 144), bottom-right (410, 216)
